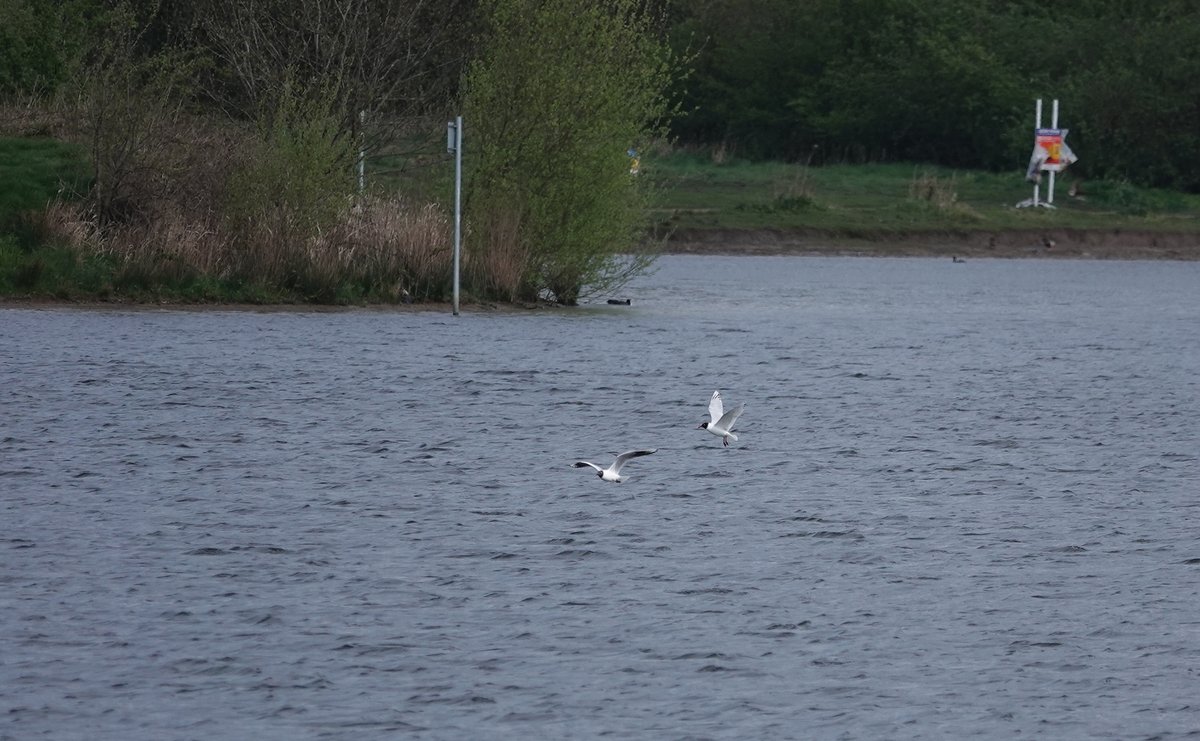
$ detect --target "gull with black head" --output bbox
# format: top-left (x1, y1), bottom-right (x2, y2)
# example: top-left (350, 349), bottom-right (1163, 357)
top-left (572, 449), bottom-right (657, 483)
top-left (698, 390), bottom-right (745, 447)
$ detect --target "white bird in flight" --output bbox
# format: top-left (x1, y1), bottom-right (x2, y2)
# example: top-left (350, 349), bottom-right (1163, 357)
top-left (698, 390), bottom-right (745, 447)
top-left (572, 449), bottom-right (657, 483)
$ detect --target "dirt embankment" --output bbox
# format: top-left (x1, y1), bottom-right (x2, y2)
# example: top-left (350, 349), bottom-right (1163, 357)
top-left (663, 228), bottom-right (1200, 260)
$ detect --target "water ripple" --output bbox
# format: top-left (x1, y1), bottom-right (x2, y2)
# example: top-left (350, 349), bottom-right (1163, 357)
top-left (3, 256), bottom-right (1199, 739)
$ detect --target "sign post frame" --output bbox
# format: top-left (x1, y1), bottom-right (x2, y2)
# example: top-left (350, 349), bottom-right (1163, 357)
top-left (1016, 99), bottom-right (1073, 209)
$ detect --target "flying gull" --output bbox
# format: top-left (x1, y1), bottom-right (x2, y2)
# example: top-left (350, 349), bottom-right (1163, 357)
top-left (698, 390), bottom-right (745, 447)
top-left (572, 449), bottom-right (657, 483)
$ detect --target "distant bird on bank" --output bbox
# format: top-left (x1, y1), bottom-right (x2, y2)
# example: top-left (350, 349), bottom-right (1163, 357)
top-left (572, 449), bottom-right (657, 483)
top-left (698, 390), bottom-right (745, 447)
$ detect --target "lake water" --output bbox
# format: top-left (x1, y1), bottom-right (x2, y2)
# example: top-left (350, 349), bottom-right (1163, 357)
top-left (2, 256), bottom-right (1199, 740)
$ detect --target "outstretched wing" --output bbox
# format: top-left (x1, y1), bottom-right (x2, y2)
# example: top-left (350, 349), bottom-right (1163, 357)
top-left (707, 390), bottom-right (724, 424)
top-left (717, 403), bottom-right (745, 432)
top-left (573, 460), bottom-right (603, 473)
top-left (610, 448), bottom-right (657, 474)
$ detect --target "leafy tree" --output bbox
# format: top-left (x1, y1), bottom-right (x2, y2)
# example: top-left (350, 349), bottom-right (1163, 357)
top-left (794, 0), bottom-right (1026, 169)
top-left (1061, 5), bottom-right (1200, 190)
top-left (463, 0), bottom-right (680, 305)
top-left (668, 0), bottom-right (820, 158)
top-left (76, 1), bottom-right (199, 225)
top-left (0, 0), bottom-right (56, 97)
top-left (666, 0), bottom-right (1200, 190)
top-left (0, 0), bottom-right (104, 99)
top-left (224, 79), bottom-right (358, 292)
top-left (194, 0), bottom-right (474, 154)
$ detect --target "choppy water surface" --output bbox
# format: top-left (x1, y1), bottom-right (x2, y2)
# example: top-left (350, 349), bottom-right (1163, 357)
top-left (3, 256), bottom-right (1200, 740)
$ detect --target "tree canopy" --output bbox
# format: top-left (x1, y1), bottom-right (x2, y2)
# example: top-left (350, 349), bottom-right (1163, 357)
top-left (463, 0), bottom-right (677, 304)
top-left (4, 0), bottom-right (1200, 190)
top-left (669, 0), bottom-right (1200, 191)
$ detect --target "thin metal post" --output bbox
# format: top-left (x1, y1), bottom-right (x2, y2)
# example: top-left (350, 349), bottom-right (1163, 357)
top-left (451, 115), bottom-right (463, 316)
top-left (1047, 100), bottom-right (1059, 205)
top-left (1032, 98), bottom-right (1042, 207)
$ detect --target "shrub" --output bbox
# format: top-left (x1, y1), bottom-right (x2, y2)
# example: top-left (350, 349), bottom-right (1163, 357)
top-left (223, 80), bottom-right (357, 288)
top-left (463, 0), bottom-right (681, 304)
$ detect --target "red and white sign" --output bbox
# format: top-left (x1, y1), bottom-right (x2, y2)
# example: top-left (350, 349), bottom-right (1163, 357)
top-left (1032, 128), bottom-right (1077, 172)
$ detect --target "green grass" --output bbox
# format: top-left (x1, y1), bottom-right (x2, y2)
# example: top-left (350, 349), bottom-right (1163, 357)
top-left (0, 233), bottom-right (406, 304)
top-left (6, 134), bottom-right (1200, 304)
top-left (643, 150), bottom-right (1200, 235)
top-left (0, 137), bottom-right (91, 243)
top-left (0, 135), bottom-right (442, 305)
top-left (0, 236), bottom-right (111, 298)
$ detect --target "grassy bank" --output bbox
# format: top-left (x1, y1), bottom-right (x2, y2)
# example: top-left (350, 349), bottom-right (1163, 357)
top-left (0, 138), bottom-right (90, 243)
top-left (7, 138), bottom-right (1200, 305)
top-left (644, 151), bottom-right (1200, 241)
top-left (1, 133), bottom-right (456, 304)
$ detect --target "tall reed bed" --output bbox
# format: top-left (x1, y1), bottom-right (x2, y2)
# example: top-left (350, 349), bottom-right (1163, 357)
top-left (37, 194), bottom-right (454, 302)
top-left (5, 101), bottom-right (457, 303)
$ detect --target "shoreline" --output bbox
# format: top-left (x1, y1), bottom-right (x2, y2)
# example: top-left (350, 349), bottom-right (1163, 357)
top-left (5, 228), bottom-right (1199, 310)
top-left (661, 227), bottom-right (1200, 260)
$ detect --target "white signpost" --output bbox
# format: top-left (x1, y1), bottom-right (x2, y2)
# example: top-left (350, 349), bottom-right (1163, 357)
top-left (447, 116), bottom-right (463, 316)
top-left (1016, 98), bottom-right (1077, 209)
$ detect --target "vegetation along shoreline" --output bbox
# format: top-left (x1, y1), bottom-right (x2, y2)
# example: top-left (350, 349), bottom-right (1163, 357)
top-left (5, 226), bottom-right (1198, 311)
top-left (4, 2), bottom-right (1200, 306)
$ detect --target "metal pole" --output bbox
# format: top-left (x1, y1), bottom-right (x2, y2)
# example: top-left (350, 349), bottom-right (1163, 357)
top-left (1033, 98), bottom-right (1042, 207)
top-left (452, 115), bottom-right (463, 316)
top-left (1047, 100), bottom-right (1059, 205)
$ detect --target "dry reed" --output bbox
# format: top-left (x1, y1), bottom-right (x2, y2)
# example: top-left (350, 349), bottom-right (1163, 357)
top-left (908, 170), bottom-right (959, 209)
top-left (464, 205), bottom-right (528, 302)
top-left (312, 197), bottom-right (453, 300)
top-left (17, 102), bottom-right (464, 302)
